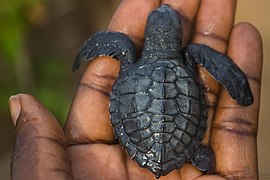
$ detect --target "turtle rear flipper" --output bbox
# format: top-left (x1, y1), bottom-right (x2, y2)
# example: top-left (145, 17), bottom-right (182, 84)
top-left (184, 44), bottom-right (253, 106)
top-left (191, 144), bottom-right (215, 174)
top-left (73, 31), bottom-right (138, 72)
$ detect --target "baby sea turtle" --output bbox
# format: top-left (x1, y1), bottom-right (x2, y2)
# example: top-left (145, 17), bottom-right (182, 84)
top-left (73, 5), bottom-right (253, 178)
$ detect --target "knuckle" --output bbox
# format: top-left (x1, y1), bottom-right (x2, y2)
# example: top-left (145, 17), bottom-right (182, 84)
top-left (213, 116), bottom-right (257, 138)
top-left (79, 73), bottom-right (118, 97)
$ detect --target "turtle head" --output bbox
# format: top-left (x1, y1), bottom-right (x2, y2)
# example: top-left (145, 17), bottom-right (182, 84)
top-left (144, 5), bottom-right (183, 46)
top-left (142, 5), bottom-right (183, 58)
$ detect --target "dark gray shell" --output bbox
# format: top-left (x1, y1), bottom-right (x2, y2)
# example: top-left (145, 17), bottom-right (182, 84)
top-left (109, 59), bottom-right (207, 176)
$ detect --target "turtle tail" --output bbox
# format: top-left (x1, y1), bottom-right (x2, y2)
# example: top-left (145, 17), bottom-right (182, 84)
top-left (73, 31), bottom-right (138, 72)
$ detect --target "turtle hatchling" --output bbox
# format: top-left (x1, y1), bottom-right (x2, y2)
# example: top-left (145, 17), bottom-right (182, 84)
top-left (73, 5), bottom-right (253, 178)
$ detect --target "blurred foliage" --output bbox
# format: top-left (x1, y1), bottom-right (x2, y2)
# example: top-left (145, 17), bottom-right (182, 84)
top-left (0, 0), bottom-right (42, 60)
top-left (0, 0), bottom-right (73, 125)
top-left (0, 0), bottom-right (120, 125)
top-left (32, 55), bottom-right (73, 125)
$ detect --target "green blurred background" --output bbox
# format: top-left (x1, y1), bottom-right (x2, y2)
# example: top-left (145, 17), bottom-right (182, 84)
top-left (0, 0), bottom-right (269, 179)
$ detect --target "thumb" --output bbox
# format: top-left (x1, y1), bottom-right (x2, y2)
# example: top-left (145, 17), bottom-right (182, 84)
top-left (9, 94), bottom-right (73, 180)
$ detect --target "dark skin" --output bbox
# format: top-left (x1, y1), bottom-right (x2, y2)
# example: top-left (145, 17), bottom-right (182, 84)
top-left (9, 0), bottom-right (262, 179)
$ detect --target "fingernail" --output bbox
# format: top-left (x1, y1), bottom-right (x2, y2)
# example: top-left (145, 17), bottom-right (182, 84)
top-left (9, 95), bottom-right (22, 126)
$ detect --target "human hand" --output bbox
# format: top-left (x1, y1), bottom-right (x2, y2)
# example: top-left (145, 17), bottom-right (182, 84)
top-left (9, 0), bottom-right (262, 179)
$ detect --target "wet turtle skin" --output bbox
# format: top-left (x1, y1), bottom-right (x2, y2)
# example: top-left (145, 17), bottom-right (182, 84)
top-left (73, 5), bottom-right (253, 178)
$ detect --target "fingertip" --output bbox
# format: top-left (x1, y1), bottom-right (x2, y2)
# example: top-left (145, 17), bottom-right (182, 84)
top-left (10, 94), bottom-right (64, 145)
top-left (108, 0), bottom-right (160, 47)
top-left (12, 94), bottom-right (59, 128)
top-left (192, 0), bottom-right (236, 52)
top-left (233, 22), bottom-right (262, 42)
top-left (229, 22), bottom-right (263, 78)
top-left (9, 93), bottom-right (49, 127)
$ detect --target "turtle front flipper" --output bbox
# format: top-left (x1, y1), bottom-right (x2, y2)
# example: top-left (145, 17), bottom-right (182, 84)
top-left (184, 44), bottom-right (253, 106)
top-left (73, 31), bottom-right (138, 72)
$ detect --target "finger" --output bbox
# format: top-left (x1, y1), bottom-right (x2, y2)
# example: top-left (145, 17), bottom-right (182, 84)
top-left (161, 0), bottom-right (200, 45)
top-left (180, 0), bottom-right (236, 178)
top-left (9, 94), bottom-right (72, 180)
top-left (108, 0), bottom-right (161, 47)
top-left (65, 1), bottom-right (160, 144)
top-left (192, 0), bottom-right (236, 145)
top-left (211, 23), bottom-right (262, 179)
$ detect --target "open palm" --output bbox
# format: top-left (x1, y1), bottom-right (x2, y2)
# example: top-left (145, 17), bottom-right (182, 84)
top-left (9, 0), bottom-right (262, 179)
